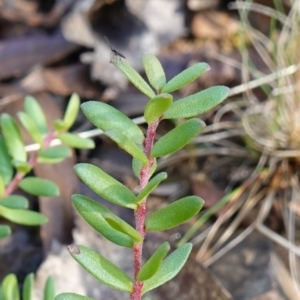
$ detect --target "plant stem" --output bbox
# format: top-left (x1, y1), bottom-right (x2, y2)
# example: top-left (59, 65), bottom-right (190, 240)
top-left (130, 121), bottom-right (159, 300)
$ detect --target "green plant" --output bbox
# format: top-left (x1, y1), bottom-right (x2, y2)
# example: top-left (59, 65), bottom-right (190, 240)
top-left (0, 94), bottom-right (95, 238)
top-left (0, 273), bottom-right (55, 300)
top-left (56, 54), bottom-right (229, 300)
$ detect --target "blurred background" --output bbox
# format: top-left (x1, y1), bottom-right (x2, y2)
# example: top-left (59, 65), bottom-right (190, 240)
top-left (0, 0), bottom-right (300, 299)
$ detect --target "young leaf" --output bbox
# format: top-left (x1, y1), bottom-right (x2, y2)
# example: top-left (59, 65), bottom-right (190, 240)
top-left (67, 244), bottom-right (133, 292)
top-left (2, 274), bottom-right (20, 300)
top-left (151, 118), bottom-right (205, 157)
top-left (11, 160), bottom-right (32, 174)
top-left (38, 146), bottom-right (72, 160)
top-left (18, 177), bottom-right (59, 196)
top-left (1, 113), bottom-right (27, 162)
top-left (72, 194), bottom-right (141, 248)
top-left (162, 62), bottom-right (210, 93)
top-left (62, 93), bottom-right (80, 130)
top-left (0, 206), bottom-right (47, 225)
top-left (0, 137), bottom-right (13, 185)
top-left (142, 243), bottom-right (192, 294)
top-left (137, 242), bottom-right (170, 281)
top-left (146, 196), bottom-right (204, 231)
top-left (44, 276), bottom-right (55, 300)
top-left (81, 101), bottom-right (145, 145)
top-left (0, 195), bottom-right (28, 209)
top-left (164, 86), bottom-right (230, 119)
top-left (24, 96), bottom-right (48, 134)
top-left (18, 111), bottom-right (43, 145)
top-left (0, 225), bottom-right (11, 238)
top-left (112, 59), bottom-right (155, 98)
top-left (23, 273), bottom-right (34, 300)
top-left (105, 129), bottom-right (148, 165)
top-left (56, 293), bottom-right (95, 300)
top-left (74, 163), bottom-right (137, 209)
top-left (135, 172), bottom-right (167, 203)
top-left (144, 94), bottom-right (173, 124)
top-left (142, 54), bottom-right (166, 91)
top-left (132, 158), bottom-right (157, 180)
top-left (58, 133), bottom-right (95, 149)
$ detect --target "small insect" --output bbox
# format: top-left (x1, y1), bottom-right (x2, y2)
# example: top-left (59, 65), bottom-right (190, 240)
top-left (104, 36), bottom-right (126, 62)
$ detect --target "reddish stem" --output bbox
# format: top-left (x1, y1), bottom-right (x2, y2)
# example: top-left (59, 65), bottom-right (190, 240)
top-left (130, 121), bottom-right (159, 300)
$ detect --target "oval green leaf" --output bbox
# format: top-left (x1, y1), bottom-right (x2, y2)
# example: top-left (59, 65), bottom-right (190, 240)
top-left (0, 225), bottom-right (11, 238)
top-left (151, 118), bottom-right (205, 157)
top-left (137, 242), bottom-right (170, 281)
top-left (38, 146), bottom-right (72, 160)
top-left (144, 94), bottom-right (173, 124)
top-left (44, 276), bottom-right (55, 300)
top-left (142, 243), bottom-right (192, 294)
top-left (0, 195), bottom-right (28, 209)
top-left (0, 205), bottom-right (47, 225)
top-left (143, 54), bottom-right (166, 91)
top-left (23, 273), bottom-right (34, 300)
top-left (58, 133), bottom-right (95, 149)
top-left (105, 129), bottom-right (148, 165)
top-left (81, 101), bottom-right (144, 145)
top-left (74, 163), bottom-right (137, 209)
top-left (24, 96), bottom-right (48, 134)
top-left (18, 111), bottom-right (43, 145)
top-left (162, 62), bottom-right (210, 93)
top-left (0, 137), bottom-right (13, 185)
top-left (135, 172), bottom-right (167, 203)
top-left (112, 59), bottom-right (155, 98)
top-left (67, 244), bottom-right (133, 292)
top-left (0, 175), bottom-right (4, 196)
top-left (1, 113), bottom-right (26, 162)
top-left (72, 194), bottom-right (141, 248)
top-left (2, 273), bottom-right (20, 300)
top-left (146, 196), bottom-right (204, 231)
top-left (164, 86), bottom-right (230, 119)
top-left (18, 177), bottom-right (59, 196)
top-left (63, 93), bottom-right (80, 130)
top-left (11, 160), bottom-right (32, 174)
top-left (56, 293), bottom-right (95, 300)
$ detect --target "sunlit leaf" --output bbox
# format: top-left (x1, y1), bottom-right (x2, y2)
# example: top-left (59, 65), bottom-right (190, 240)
top-left (164, 86), bottom-right (230, 119)
top-left (44, 276), bottom-right (55, 300)
top-left (162, 62), bottom-right (210, 93)
top-left (23, 273), bottom-right (34, 300)
top-left (55, 293), bottom-right (95, 300)
top-left (151, 118), bottom-right (205, 157)
top-left (18, 177), bottom-right (59, 196)
top-left (58, 133), bottom-right (95, 149)
top-left (11, 160), bottom-right (32, 174)
top-left (68, 244), bottom-right (133, 292)
top-left (1, 273), bottom-right (20, 300)
top-left (63, 93), bottom-right (80, 130)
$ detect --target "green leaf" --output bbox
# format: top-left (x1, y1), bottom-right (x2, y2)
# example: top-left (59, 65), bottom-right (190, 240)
top-left (142, 243), bottom-right (192, 294)
top-left (38, 146), bottom-right (72, 161)
top-left (0, 195), bottom-right (28, 209)
top-left (11, 160), bottom-right (32, 174)
top-left (0, 137), bottom-right (13, 184)
top-left (164, 86), bottom-right (230, 119)
top-left (67, 244), bottom-right (133, 292)
top-left (23, 273), bottom-right (34, 300)
top-left (2, 274), bottom-right (20, 300)
top-left (151, 118), bottom-right (205, 157)
top-left (58, 133), bottom-right (95, 149)
top-left (24, 96), bottom-right (48, 134)
top-left (0, 176), bottom-right (4, 197)
top-left (18, 177), bottom-right (59, 196)
top-left (1, 113), bottom-right (26, 162)
top-left (132, 158), bottom-right (157, 180)
top-left (74, 163), bottom-right (137, 209)
top-left (81, 101), bottom-right (144, 145)
top-left (112, 59), bottom-right (155, 98)
top-left (0, 225), bottom-right (11, 238)
top-left (56, 293), bottom-right (95, 300)
top-left (144, 94), bottom-right (173, 124)
top-left (162, 62), bottom-right (210, 93)
top-left (63, 93), bottom-right (80, 130)
top-left (146, 196), bottom-right (204, 231)
top-left (105, 129), bottom-right (148, 165)
top-left (18, 111), bottom-right (43, 145)
top-left (142, 54), bottom-right (166, 91)
top-left (143, 298), bottom-right (151, 300)
top-left (44, 276), bottom-right (55, 300)
top-left (135, 172), bottom-right (167, 203)
top-left (0, 205), bottom-right (47, 225)
top-left (137, 242), bottom-right (170, 281)
top-left (72, 194), bottom-right (141, 248)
